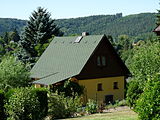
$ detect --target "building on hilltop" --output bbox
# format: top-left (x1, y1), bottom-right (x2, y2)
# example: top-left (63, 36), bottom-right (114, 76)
top-left (31, 32), bottom-right (130, 105)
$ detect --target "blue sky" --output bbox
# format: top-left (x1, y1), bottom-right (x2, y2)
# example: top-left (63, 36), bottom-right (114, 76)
top-left (0, 0), bottom-right (159, 20)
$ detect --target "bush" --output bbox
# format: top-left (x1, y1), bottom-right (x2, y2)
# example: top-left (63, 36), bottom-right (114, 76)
top-left (0, 90), bottom-right (5, 120)
top-left (48, 93), bottom-right (82, 119)
top-left (126, 42), bottom-right (160, 108)
top-left (0, 55), bottom-right (30, 91)
top-left (32, 87), bottom-right (48, 119)
top-left (117, 99), bottom-right (127, 106)
top-left (126, 80), bottom-right (143, 108)
top-left (135, 74), bottom-right (160, 120)
top-left (52, 80), bottom-right (84, 97)
top-left (105, 100), bottom-right (127, 110)
top-left (5, 87), bottom-right (41, 120)
top-left (85, 99), bottom-right (98, 114)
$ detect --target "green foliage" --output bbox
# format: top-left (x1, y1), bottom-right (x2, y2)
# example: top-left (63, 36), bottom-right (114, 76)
top-left (32, 87), bottom-right (48, 118)
top-left (115, 99), bottom-right (127, 106)
top-left (55, 13), bottom-right (156, 38)
top-left (0, 55), bottom-right (30, 90)
top-left (135, 74), bottom-right (160, 120)
top-left (0, 13), bottom-right (156, 39)
top-left (21, 7), bottom-right (62, 60)
top-left (0, 30), bottom-right (21, 60)
top-left (0, 18), bottom-right (26, 36)
top-left (34, 36), bottom-right (53, 57)
top-left (126, 41), bottom-right (160, 108)
top-left (117, 35), bottom-right (131, 50)
top-left (5, 87), bottom-right (40, 120)
top-left (120, 49), bottom-right (133, 62)
top-left (128, 41), bottom-right (160, 85)
top-left (116, 34), bottom-right (133, 60)
top-left (10, 29), bottom-right (20, 42)
top-left (52, 79), bottom-right (84, 97)
top-left (48, 92), bottom-right (82, 119)
top-left (105, 100), bottom-right (127, 110)
top-left (126, 80), bottom-right (143, 108)
top-left (85, 99), bottom-right (98, 114)
top-left (156, 10), bottom-right (160, 25)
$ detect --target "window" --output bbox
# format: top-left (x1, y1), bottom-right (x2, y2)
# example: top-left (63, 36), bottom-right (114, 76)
top-left (97, 56), bottom-right (101, 66)
top-left (113, 82), bottom-right (118, 89)
top-left (97, 83), bottom-right (103, 91)
top-left (97, 56), bottom-right (106, 67)
top-left (101, 56), bottom-right (106, 66)
top-left (74, 36), bottom-right (83, 43)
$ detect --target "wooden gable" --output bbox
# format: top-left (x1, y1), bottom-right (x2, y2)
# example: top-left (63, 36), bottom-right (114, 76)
top-left (76, 35), bottom-right (130, 80)
top-left (153, 25), bottom-right (160, 36)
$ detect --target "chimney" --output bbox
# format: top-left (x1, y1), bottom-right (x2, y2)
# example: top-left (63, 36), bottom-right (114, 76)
top-left (82, 32), bottom-right (89, 36)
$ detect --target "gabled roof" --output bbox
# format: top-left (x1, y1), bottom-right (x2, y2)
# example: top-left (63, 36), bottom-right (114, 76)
top-left (31, 35), bottom-right (104, 85)
top-left (153, 25), bottom-right (160, 32)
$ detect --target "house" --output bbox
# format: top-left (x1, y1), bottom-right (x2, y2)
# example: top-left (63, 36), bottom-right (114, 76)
top-left (153, 25), bottom-right (160, 36)
top-left (31, 33), bottom-right (130, 105)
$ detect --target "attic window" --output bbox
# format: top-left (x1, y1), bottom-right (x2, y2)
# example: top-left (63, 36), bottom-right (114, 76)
top-left (74, 36), bottom-right (83, 43)
top-left (97, 56), bottom-right (106, 67)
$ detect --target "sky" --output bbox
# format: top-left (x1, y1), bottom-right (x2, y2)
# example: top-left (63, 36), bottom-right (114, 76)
top-left (0, 0), bottom-right (159, 20)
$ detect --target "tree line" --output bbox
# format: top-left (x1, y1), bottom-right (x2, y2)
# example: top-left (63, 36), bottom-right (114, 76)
top-left (0, 12), bottom-right (157, 39)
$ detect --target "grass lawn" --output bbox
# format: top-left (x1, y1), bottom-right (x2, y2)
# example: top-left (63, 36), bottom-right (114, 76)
top-left (62, 106), bottom-right (138, 120)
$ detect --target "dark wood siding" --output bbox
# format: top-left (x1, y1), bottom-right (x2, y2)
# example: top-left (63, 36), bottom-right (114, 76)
top-left (76, 36), bottom-right (130, 80)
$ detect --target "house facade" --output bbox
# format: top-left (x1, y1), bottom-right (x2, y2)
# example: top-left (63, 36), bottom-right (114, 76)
top-left (31, 33), bottom-right (130, 105)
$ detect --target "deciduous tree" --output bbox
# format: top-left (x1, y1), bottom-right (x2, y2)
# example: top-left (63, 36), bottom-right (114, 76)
top-left (0, 55), bottom-right (30, 90)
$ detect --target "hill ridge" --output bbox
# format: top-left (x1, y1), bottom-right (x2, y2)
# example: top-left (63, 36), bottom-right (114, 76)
top-left (0, 12), bottom-right (156, 38)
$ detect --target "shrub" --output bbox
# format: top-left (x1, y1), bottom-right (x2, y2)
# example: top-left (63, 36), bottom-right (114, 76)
top-left (0, 90), bottom-right (5, 120)
top-left (126, 42), bottom-right (160, 108)
top-left (117, 99), bottom-right (127, 106)
top-left (52, 80), bottom-right (84, 97)
top-left (126, 80), bottom-right (143, 108)
top-left (105, 100), bottom-right (127, 110)
top-left (48, 93), bottom-right (82, 119)
top-left (135, 74), bottom-right (160, 120)
top-left (85, 99), bottom-right (98, 114)
top-left (5, 89), bottom-right (15, 100)
top-left (0, 55), bottom-right (30, 91)
top-left (5, 87), bottom-right (41, 120)
top-left (32, 87), bottom-right (48, 118)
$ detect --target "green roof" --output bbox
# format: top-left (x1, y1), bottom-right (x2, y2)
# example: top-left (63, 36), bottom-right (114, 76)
top-left (31, 35), bottom-right (104, 85)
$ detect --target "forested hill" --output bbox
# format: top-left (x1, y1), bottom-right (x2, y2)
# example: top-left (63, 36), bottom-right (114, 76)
top-left (0, 13), bottom-right (157, 38)
top-left (0, 18), bottom-right (27, 35)
top-left (55, 13), bottom-right (156, 37)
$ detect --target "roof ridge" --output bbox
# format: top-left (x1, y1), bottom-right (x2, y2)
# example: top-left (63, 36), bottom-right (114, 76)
top-left (54, 34), bottom-right (104, 38)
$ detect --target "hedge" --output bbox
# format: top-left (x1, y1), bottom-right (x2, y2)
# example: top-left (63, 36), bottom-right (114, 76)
top-left (33, 88), bottom-right (48, 118)
top-left (5, 87), bottom-right (48, 120)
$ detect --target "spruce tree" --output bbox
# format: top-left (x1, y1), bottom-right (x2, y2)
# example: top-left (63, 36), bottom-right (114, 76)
top-left (21, 7), bottom-right (62, 59)
top-left (156, 10), bottom-right (160, 25)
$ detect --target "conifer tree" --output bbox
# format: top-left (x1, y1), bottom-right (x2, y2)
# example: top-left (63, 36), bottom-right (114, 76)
top-left (21, 7), bottom-right (62, 59)
top-left (156, 10), bottom-right (160, 25)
